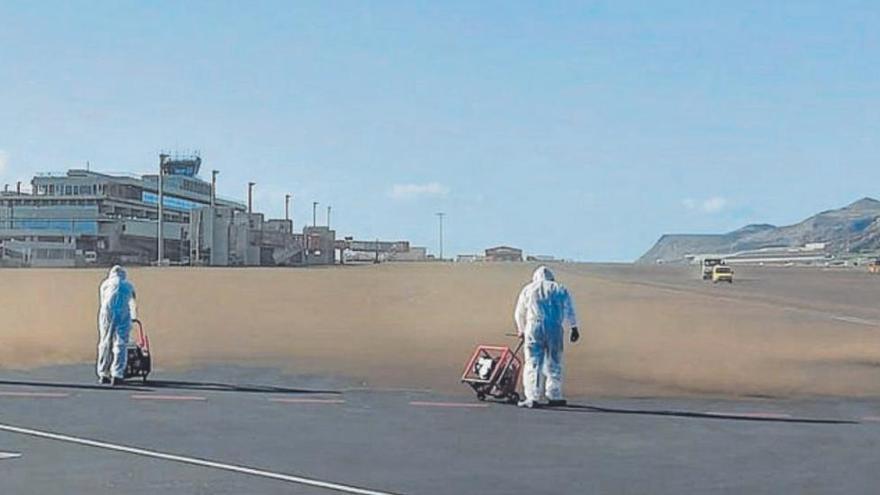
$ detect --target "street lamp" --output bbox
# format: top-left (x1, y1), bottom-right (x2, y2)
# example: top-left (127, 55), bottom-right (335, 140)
top-left (211, 170), bottom-right (219, 207)
top-left (157, 153), bottom-right (168, 266)
top-left (247, 182), bottom-right (256, 214)
top-left (436, 212), bottom-right (445, 261)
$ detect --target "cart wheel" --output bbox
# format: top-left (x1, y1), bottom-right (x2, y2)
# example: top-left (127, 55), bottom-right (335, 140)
top-left (476, 392), bottom-right (486, 401)
top-left (508, 392), bottom-right (520, 404)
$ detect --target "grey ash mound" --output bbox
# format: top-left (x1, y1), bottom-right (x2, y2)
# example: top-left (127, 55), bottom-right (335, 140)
top-left (639, 198), bottom-right (880, 264)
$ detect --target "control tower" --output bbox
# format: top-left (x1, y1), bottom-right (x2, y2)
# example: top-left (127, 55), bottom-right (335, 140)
top-left (161, 153), bottom-right (202, 177)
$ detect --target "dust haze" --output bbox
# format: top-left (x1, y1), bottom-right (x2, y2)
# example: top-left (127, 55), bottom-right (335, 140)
top-left (2, 263), bottom-right (880, 398)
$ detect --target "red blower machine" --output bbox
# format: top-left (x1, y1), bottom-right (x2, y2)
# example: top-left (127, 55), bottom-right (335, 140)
top-left (461, 335), bottom-right (524, 404)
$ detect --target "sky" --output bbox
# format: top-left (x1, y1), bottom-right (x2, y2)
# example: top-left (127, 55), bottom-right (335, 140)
top-left (0, 1), bottom-right (877, 261)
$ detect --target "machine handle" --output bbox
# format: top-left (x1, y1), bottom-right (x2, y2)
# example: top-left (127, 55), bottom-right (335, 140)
top-left (505, 332), bottom-right (525, 355)
top-left (132, 319), bottom-right (150, 353)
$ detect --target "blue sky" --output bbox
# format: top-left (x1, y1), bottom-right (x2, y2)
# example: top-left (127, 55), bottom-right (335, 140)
top-left (0, 1), bottom-right (877, 261)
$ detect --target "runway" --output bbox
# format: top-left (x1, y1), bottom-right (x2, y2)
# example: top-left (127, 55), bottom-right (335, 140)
top-left (0, 365), bottom-right (878, 494)
top-left (564, 263), bottom-right (880, 325)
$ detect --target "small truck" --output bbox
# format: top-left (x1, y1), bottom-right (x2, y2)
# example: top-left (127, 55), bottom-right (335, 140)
top-left (701, 258), bottom-right (725, 280)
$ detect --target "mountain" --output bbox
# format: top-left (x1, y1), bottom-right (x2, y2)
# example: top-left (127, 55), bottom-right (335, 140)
top-left (638, 198), bottom-right (880, 264)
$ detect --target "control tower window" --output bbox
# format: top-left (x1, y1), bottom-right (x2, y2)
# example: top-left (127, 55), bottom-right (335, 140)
top-left (161, 155), bottom-right (202, 178)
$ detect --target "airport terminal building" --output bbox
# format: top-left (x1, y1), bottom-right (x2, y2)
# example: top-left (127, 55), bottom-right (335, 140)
top-left (0, 155), bottom-right (336, 267)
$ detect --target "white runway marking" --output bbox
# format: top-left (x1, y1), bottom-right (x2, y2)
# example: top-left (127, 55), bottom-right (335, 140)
top-left (0, 391), bottom-right (69, 398)
top-left (0, 451), bottom-right (22, 460)
top-left (269, 398), bottom-right (346, 404)
top-left (0, 423), bottom-right (399, 495)
top-left (409, 401), bottom-right (489, 409)
top-left (831, 316), bottom-right (879, 327)
top-left (130, 394), bottom-right (206, 401)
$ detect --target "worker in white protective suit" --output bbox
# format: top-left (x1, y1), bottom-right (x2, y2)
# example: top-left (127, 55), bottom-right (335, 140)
top-left (97, 265), bottom-right (138, 386)
top-left (514, 266), bottom-right (579, 408)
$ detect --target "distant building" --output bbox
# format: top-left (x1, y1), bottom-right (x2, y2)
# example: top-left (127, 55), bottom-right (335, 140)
top-left (336, 239), bottom-right (413, 264)
top-left (2, 156), bottom-right (244, 266)
top-left (302, 226), bottom-right (336, 265)
top-left (188, 207), bottom-right (334, 267)
top-left (456, 254), bottom-right (486, 263)
top-left (526, 255), bottom-right (557, 262)
top-left (388, 246), bottom-right (428, 262)
top-left (688, 243), bottom-right (833, 266)
top-left (2, 155), bottom-right (410, 268)
top-left (0, 230), bottom-right (79, 267)
top-left (485, 246), bottom-right (523, 262)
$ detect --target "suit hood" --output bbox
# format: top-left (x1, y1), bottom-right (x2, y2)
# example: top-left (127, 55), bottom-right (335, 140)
top-left (532, 266), bottom-right (555, 283)
top-left (108, 265), bottom-right (127, 281)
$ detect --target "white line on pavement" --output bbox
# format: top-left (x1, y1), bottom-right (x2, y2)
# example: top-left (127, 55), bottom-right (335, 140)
top-left (0, 451), bottom-right (22, 460)
top-left (0, 423), bottom-right (399, 495)
top-left (0, 391), bottom-right (69, 398)
top-left (130, 395), bottom-right (207, 401)
top-left (269, 398), bottom-right (346, 404)
top-left (831, 316), bottom-right (880, 327)
top-left (409, 401), bottom-right (489, 409)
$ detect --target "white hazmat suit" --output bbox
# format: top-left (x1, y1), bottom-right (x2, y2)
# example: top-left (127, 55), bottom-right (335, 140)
top-left (514, 266), bottom-right (578, 405)
top-left (97, 265), bottom-right (138, 380)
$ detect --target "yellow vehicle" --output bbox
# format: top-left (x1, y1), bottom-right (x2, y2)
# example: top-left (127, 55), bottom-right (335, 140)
top-left (712, 265), bottom-right (734, 283)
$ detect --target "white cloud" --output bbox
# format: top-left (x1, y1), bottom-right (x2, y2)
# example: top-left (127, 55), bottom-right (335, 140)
top-left (702, 196), bottom-right (727, 213)
top-left (389, 182), bottom-right (449, 201)
top-left (682, 196), bottom-right (728, 214)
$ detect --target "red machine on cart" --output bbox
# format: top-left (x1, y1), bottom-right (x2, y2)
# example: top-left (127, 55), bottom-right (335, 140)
top-left (124, 319), bottom-right (152, 383)
top-left (461, 336), bottom-right (524, 403)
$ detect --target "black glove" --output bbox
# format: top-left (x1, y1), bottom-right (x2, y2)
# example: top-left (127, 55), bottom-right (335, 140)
top-left (570, 327), bottom-right (580, 343)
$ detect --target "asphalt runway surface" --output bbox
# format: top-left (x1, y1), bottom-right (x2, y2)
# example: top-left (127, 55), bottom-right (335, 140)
top-left (565, 263), bottom-right (880, 325)
top-left (1, 365), bottom-right (878, 494)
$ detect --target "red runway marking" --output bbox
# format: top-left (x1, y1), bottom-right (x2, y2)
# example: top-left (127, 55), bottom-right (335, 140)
top-left (269, 398), bottom-right (346, 404)
top-left (705, 411), bottom-right (792, 419)
top-left (409, 401), bottom-right (489, 409)
top-left (130, 395), bottom-right (206, 401)
top-left (0, 391), bottom-right (69, 398)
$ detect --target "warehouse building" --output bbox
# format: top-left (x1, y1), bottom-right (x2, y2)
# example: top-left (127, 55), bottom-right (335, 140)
top-left (485, 246), bottom-right (524, 262)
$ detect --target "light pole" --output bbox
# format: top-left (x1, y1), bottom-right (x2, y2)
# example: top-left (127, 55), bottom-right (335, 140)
top-left (285, 194), bottom-right (292, 223)
top-left (211, 170), bottom-right (219, 207)
top-left (247, 182), bottom-right (256, 214)
top-left (157, 154), bottom-right (168, 266)
top-left (326, 205), bottom-right (332, 229)
top-left (436, 212), bottom-right (445, 261)
top-left (312, 201), bottom-right (318, 228)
